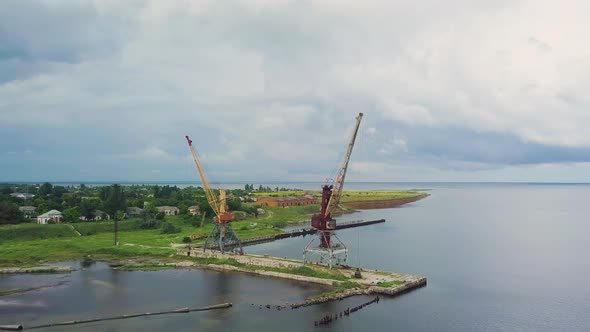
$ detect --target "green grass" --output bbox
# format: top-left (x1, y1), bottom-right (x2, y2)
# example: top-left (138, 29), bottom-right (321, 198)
top-left (253, 190), bottom-right (309, 197)
top-left (340, 191), bottom-right (427, 202)
top-left (73, 219), bottom-right (142, 235)
top-left (0, 223), bottom-right (78, 241)
top-left (309, 280), bottom-right (363, 300)
top-left (252, 204), bottom-right (319, 224)
top-left (182, 256), bottom-right (349, 282)
top-left (0, 215), bottom-right (280, 267)
top-left (0, 189), bottom-right (426, 267)
top-left (252, 190), bottom-right (426, 203)
top-left (376, 280), bottom-right (406, 288)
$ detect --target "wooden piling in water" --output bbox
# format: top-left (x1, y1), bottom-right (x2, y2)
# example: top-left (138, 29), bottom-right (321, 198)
top-left (17, 303), bottom-right (232, 330)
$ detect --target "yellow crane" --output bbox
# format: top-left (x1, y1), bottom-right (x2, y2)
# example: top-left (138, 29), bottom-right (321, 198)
top-left (185, 136), bottom-right (243, 254)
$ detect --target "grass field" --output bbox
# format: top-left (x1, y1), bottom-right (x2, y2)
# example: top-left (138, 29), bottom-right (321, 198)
top-left (0, 216), bottom-right (281, 267)
top-left (340, 190), bottom-right (426, 202)
top-left (0, 190), bottom-right (425, 267)
top-left (254, 189), bottom-right (425, 202)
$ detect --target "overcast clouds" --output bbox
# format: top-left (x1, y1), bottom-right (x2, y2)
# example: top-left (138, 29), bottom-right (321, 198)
top-left (1, 0), bottom-right (590, 182)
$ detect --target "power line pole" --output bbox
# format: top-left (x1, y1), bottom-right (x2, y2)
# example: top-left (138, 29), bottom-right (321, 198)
top-left (112, 184), bottom-right (120, 246)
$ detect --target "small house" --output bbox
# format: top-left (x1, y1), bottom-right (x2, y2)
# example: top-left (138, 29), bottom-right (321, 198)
top-left (19, 206), bottom-right (36, 219)
top-left (37, 210), bottom-right (63, 224)
top-left (126, 207), bottom-right (145, 218)
top-left (188, 205), bottom-right (200, 216)
top-left (10, 193), bottom-right (35, 200)
top-left (156, 206), bottom-right (179, 216)
top-left (91, 210), bottom-right (110, 221)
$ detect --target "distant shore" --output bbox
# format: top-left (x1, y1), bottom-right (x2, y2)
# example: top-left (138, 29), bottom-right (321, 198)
top-left (0, 190), bottom-right (428, 269)
top-left (342, 193), bottom-right (428, 209)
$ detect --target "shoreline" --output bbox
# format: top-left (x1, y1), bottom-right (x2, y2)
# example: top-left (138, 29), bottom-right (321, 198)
top-left (0, 192), bottom-right (428, 269)
top-left (342, 194), bottom-right (428, 209)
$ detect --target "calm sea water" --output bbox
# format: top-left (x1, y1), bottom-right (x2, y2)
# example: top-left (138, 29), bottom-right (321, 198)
top-left (2, 183), bottom-right (589, 331)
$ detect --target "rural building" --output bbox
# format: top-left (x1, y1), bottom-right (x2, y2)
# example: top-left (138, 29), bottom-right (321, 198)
top-left (156, 206), bottom-right (179, 216)
top-left (91, 210), bottom-right (110, 221)
top-left (19, 206), bottom-right (36, 219)
top-left (126, 207), bottom-right (144, 218)
top-left (256, 195), bottom-right (317, 208)
top-left (10, 193), bottom-right (35, 200)
top-left (37, 210), bottom-right (63, 224)
top-left (188, 205), bottom-right (200, 216)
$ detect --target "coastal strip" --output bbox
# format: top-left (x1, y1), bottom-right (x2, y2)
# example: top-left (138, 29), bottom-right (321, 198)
top-left (176, 249), bottom-right (426, 306)
top-left (0, 266), bottom-right (73, 274)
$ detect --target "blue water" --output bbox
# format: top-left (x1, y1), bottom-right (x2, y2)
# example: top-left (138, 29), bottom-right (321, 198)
top-left (250, 184), bottom-right (590, 330)
top-left (2, 183), bottom-right (590, 331)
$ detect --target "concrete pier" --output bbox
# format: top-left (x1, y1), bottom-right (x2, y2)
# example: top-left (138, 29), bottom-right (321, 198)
top-left (179, 249), bottom-right (426, 305)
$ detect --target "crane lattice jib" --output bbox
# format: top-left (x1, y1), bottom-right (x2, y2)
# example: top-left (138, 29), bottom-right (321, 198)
top-left (185, 136), bottom-right (221, 218)
top-left (325, 112), bottom-right (363, 216)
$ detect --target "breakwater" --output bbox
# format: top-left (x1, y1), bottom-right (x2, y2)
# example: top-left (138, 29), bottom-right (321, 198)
top-left (179, 249), bottom-right (426, 307)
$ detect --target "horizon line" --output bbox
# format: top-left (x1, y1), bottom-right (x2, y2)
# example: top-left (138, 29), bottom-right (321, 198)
top-left (2, 180), bottom-right (590, 185)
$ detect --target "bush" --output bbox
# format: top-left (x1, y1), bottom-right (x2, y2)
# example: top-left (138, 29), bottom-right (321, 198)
top-left (0, 202), bottom-right (23, 224)
top-left (182, 236), bottom-right (192, 243)
top-left (139, 219), bottom-right (158, 229)
top-left (160, 222), bottom-right (181, 234)
top-left (271, 220), bottom-right (288, 228)
top-left (155, 212), bottom-right (165, 220)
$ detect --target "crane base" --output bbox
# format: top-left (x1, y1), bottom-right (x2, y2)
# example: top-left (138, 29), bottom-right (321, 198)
top-left (303, 230), bottom-right (348, 269)
top-left (203, 223), bottom-right (244, 254)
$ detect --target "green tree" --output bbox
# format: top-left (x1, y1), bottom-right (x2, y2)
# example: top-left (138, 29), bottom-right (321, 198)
top-left (103, 184), bottom-right (127, 216)
top-left (52, 186), bottom-right (67, 198)
top-left (63, 207), bottom-right (81, 223)
top-left (0, 202), bottom-right (23, 224)
top-left (160, 222), bottom-right (181, 234)
top-left (115, 210), bottom-right (125, 221)
top-left (227, 198), bottom-right (242, 211)
top-left (39, 182), bottom-right (53, 196)
top-left (198, 201), bottom-right (214, 217)
top-left (80, 198), bottom-right (102, 220)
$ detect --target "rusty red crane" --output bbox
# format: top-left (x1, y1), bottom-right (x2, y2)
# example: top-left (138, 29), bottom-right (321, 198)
top-left (304, 112), bottom-right (363, 268)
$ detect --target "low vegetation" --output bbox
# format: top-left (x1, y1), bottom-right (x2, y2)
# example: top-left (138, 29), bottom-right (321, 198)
top-left (0, 182), bottom-right (425, 267)
top-left (0, 223), bottom-right (78, 241)
top-left (376, 280), bottom-right (406, 288)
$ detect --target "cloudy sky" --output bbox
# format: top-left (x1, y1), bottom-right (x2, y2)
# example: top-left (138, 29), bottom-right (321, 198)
top-left (1, 0), bottom-right (590, 183)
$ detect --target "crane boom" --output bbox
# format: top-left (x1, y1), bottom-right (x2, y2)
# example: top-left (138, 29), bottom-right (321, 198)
top-left (185, 135), bottom-right (241, 254)
top-left (325, 112), bottom-right (363, 216)
top-left (185, 136), bottom-right (231, 222)
top-left (305, 112), bottom-right (364, 266)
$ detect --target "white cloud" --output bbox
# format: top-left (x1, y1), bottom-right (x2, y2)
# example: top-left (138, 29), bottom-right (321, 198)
top-left (1, 0), bottom-right (590, 181)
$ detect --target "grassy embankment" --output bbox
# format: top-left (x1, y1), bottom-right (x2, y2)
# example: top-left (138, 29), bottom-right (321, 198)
top-left (254, 190), bottom-right (425, 203)
top-left (0, 216), bottom-right (282, 267)
top-left (0, 190), bottom-right (425, 267)
top-left (120, 255), bottom-right (367, 299)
